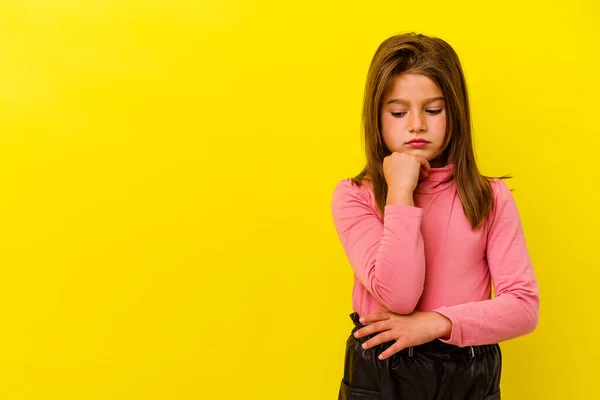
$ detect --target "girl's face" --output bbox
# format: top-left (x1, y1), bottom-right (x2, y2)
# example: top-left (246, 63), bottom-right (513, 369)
top-left (380, 73), bottom-right (448, 167)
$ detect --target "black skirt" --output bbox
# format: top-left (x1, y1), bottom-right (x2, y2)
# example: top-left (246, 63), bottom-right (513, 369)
top-left (339, 312), bottom-right (502, 400)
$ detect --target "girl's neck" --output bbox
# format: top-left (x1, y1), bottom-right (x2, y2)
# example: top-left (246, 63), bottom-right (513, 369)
top-left (416, 162), bottom-right (454, 194)
top-left (429, 153), bottom-right (449, 168)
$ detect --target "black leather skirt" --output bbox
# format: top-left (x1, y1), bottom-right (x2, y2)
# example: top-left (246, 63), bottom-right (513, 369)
top-left (339, 312), bottom-right (502, 400)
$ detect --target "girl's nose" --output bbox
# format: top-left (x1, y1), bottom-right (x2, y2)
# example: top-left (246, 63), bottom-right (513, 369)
top-left (408, 113), bottom-right (427, 133)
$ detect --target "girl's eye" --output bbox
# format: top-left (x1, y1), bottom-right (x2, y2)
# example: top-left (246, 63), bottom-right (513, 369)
top-left (391, 109), bottom-right (442, 118)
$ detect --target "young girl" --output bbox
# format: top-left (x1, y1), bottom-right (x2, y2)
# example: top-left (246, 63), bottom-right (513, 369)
top-left (331, 33), bottom-right (539, 400)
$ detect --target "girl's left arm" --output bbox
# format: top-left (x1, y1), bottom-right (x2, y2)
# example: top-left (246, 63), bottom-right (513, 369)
top-left (434, 178), bottom-right (540, 347)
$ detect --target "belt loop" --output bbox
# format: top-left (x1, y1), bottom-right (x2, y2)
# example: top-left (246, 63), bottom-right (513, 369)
top-left (468, 346), bottom-right (475, 359)
top-left (408, 346), bottom-right (414, 357)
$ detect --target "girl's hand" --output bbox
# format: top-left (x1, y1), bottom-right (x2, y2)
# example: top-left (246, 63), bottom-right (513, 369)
top-left (383, 152), bottom-right (430, 194)
top-left (353, 310), bottom-right (452, 360)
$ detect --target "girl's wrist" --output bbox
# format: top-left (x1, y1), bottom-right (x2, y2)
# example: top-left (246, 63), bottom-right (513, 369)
top-left (430, 312), bottom-right (452, 339)
top-left (386, 188), bottom-right (414, 206)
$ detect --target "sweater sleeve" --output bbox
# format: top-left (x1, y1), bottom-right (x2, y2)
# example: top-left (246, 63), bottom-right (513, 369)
top-left (331, 179), bottom-right (426, 314)
top-left (434, 179), bottom-right (540, 347)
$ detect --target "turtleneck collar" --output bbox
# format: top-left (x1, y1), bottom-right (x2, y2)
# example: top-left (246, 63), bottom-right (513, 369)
top-left (415, 163), bottom-right (455, 194)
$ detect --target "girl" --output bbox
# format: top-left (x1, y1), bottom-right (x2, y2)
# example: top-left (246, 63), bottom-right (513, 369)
top-left (331, 33), bottom-right (539, 400)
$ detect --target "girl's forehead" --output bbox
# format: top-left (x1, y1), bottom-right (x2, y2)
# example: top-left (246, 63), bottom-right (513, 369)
top-left (387, 73), bottom-right (442, 94)
top-left (384, 76), bottom-right (445, 106)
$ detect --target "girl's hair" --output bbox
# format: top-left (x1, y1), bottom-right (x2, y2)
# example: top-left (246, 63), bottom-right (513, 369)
top-left (351, 32), bottom-right (506, 229)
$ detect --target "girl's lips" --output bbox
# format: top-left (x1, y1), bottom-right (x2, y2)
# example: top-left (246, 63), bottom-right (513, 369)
top-left (407, 140), bottom-right (429, 148)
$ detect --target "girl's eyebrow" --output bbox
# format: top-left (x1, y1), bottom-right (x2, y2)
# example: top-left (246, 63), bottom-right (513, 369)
top-left (386, 96), bottom-right (445, 105)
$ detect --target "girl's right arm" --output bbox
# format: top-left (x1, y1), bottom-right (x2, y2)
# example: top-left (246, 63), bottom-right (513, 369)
top-left (331, 154), bottom-right (430, 314)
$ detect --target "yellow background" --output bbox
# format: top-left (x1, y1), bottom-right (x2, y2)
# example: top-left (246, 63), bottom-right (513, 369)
top-left (1, 0), bottom-right (598, 398)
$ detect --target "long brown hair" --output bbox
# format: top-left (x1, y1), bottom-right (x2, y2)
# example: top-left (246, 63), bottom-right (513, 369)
top-left (351, 32), bottom-right (507, 229)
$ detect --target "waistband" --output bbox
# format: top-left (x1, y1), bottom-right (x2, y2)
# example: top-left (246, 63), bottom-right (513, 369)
top-left (349, 312), bottom-right (497, 360)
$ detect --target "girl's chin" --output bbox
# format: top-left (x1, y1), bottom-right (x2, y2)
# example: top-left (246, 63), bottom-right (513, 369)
top-left (400, 149), bottom-right (447, 167)
top-left (401, 148), bottom-right (433, 159)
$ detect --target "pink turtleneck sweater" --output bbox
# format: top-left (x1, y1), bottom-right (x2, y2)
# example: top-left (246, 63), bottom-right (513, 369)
top-left (331, 164), bottom-right (539, 347)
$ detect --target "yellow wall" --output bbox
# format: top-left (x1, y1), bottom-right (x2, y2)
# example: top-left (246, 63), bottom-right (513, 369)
top-left (1, 1), bottom-right (598, 398)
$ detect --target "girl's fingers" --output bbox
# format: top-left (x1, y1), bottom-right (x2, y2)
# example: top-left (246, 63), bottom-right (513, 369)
top-left (378, 340), bottom-right (407, 360)
top-left (414, 155), bottom-right (431, 172)
top-left (354, 321), bottom-right (388, 338)
top-left (362, 331), bottom-right (395, 349)
top-left (359, 311), bottom-right (391, 324)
